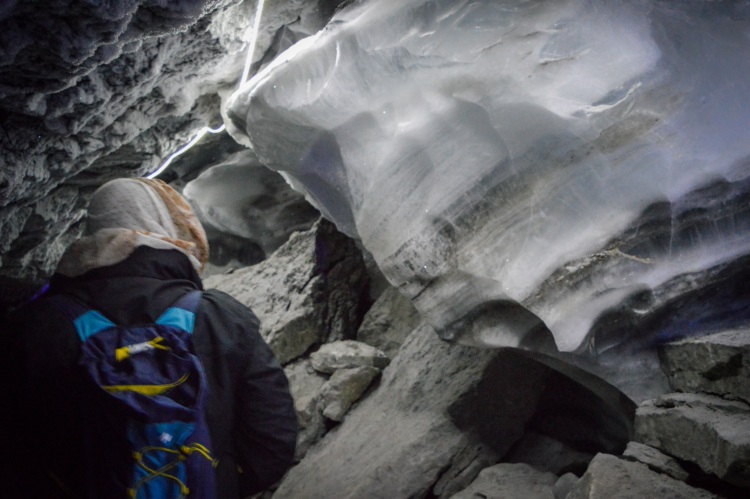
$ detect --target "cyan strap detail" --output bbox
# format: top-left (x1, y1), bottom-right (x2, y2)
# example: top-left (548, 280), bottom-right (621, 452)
top-left (156, 308), bottom-right (196, 334)
top-left (73, 310), bottom-right (117, 341)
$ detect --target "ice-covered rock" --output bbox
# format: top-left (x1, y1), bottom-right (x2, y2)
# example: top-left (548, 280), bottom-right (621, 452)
top-left (227, 0), bottom-right (750, 398)
top-left (183, 148), bottom-right (320, 256)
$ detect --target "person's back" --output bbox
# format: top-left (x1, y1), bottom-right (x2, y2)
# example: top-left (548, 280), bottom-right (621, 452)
top-left (0, 178), bottom-right (297, 498)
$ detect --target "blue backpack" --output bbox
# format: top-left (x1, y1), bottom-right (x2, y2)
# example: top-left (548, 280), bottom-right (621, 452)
top-left (53, 291), bottom-right (217, 498)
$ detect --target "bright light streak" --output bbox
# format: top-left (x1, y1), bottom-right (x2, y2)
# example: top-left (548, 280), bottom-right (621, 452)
top-left (146, 124), bottom-right (226, 179)
top-left (148, 0), bottom-right (266, 178)
top-left (241, 0), bottom-right (266, 88)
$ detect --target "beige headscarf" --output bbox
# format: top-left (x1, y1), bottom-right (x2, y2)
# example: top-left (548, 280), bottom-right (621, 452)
top-left (57, 178), bottom-right (209, 277)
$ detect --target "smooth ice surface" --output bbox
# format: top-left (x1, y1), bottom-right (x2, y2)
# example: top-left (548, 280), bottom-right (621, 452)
top-left (227, 0), bottom-right (750, 395)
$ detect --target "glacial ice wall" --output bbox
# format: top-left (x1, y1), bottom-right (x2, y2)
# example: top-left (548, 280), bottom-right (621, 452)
top-left (226, 0), bottom-right (750, 370)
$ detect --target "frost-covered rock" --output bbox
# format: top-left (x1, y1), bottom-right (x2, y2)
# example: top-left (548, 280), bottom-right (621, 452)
top-left (204, 219), bottom-right (368, 364)
top-left (227, 0), bottom-right (750, 400)
top-left (567, 453), bottom-right (716, 499)
top-left (450, 462), bottom-right (557, 499)
top-left (658, 329), bottom-right (750, 404)
top-left (310, 340), bottom-right (390, 374)
top-left (635, 392), bottom-right (750, 487)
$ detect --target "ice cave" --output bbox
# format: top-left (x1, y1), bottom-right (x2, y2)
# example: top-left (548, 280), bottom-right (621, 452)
top-left (1, 1), bottom-right (749, 497)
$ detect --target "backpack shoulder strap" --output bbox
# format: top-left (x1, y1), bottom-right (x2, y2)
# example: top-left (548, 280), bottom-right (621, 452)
top-left (155, 290), bottom-right (202, 335)
top-left (49, 295), bottom-right (117, 342)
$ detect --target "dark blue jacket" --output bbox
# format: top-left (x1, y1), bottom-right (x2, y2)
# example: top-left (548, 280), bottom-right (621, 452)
top-left (0, 246), bottom-right (297, 498)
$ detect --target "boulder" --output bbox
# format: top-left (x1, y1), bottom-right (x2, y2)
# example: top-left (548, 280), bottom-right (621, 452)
top-left (310, 340), bottom-right (390, 374)
top-left (622, 441), bottom-right (689, 482)
top-left (356, 286), bottom-right (422, 358)
top-left (272, 325), bottom-right (538, 499)
top-left (449, 462), bottom-right (557, 499)
top-left (204, 219), bottom-right (368, 364)
top-left (635, 392), bottom-right (750, 487)
top-left (658, 329), bottom-right (750, 404)
top-left (566, 453), bottom-right (716, 499)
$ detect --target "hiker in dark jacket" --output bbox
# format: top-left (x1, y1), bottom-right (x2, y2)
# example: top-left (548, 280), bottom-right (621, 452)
top-left (0, 178), bottom-right (297, 498)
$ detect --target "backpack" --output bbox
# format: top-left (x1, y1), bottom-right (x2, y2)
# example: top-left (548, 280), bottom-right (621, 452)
top-left (53, 290), bottom-right (217, 498)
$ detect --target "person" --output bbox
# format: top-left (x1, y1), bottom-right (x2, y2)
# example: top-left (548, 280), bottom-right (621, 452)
top-left (0, 177), bottom-right (298, 498)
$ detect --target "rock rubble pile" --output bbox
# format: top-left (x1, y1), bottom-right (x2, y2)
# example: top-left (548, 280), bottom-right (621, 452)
top-left (205, 218), bottom-right (750, 498)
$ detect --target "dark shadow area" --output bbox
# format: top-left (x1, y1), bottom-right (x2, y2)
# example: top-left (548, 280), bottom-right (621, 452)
top-left (448, 348), bottom-right (634, 467)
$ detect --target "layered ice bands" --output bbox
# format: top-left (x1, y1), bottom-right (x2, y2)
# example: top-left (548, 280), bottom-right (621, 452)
top-left (227, 0), bottom-right (750, 389)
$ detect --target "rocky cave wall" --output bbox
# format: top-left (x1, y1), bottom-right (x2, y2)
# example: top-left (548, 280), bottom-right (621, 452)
top-left (0, 0), bottom-right (343, 307)
top-left (1, 1), bottom-right (749, 497)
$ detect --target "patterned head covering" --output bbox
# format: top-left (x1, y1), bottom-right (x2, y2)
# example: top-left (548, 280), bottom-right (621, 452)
top-left (57, 178), bottom-right (209, 277)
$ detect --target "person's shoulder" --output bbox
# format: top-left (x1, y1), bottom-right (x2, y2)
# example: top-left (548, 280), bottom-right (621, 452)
top-left (199, 288), bottom-right (257, 317)
top-left (195, 288), bottom-right (261, 340)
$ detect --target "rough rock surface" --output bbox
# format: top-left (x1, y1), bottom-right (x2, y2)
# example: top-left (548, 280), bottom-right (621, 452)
top-left (204, 218), bottom-right (368, 364)
top-left (310, 340), bottom-right (390, 374)
top-left (273, 325), bottom-right (519, 499)
top-left (450, 462), bottom-right (557, 499)
top-left (566, 453), bottom-right (717, 499)
top-left (318, 366), bottom-right (380, 422)
top-left (622, 441), bottom-right (689, 482)
top-left (356, 286), bottom-right (422, 358)
top-left (0, 0), bottom-right (344, 306)
top-left (283, 359), bottom-right (328, 460)
top-left (272, 325), bottom-right (634, 498)
top-left (658, 329), bottom-right (750, 404)
top-left (634, 392), bottom-right (750, 487)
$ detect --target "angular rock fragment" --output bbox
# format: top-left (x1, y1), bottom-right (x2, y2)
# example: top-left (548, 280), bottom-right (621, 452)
top-left (635, 392), bottom-right (750, 487)
top-left (622, 441), bottom-right (689, 482)
top-left (356, 286), bottom-right (422, 358)
top-left (272, 324), bottom-right (500, 499)
top-left (310, 340), bottom-right (390, 374)
top-left (204, 219), bottom-right (368, 364)
top-left (658, 329), bottom-right (750, 404)
top-left (319, 366), bottom-right (380, 421)
top-left (449, 462), bottom-right (557, 499)
top-left (553, 472), bottom-right (579, 499)
top-left (283, 359), bottom-right (328, 460)
top-left (566, 453), bottom-right (716, 499)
